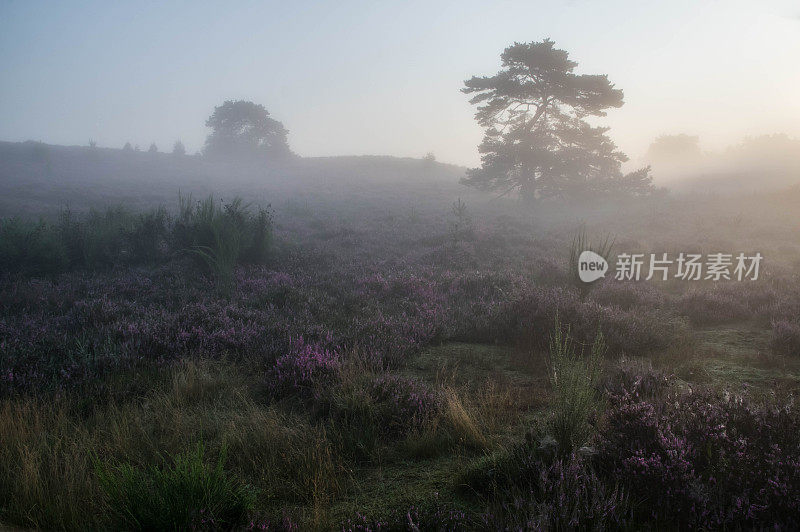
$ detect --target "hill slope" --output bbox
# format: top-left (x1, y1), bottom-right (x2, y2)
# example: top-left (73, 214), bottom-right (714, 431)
top-left (0, 141), bottom-right (470, 215)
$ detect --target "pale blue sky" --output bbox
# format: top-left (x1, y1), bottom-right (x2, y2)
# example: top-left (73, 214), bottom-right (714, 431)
top-left (1, 0), bottom-right (798, 166)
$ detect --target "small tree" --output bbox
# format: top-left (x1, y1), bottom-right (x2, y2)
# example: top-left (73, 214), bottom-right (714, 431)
top-left (148, 143), bottom-right (158, 153)
top-left (449, 197), bottom-right (472, 244)
top-left (172, 140), bottom-right (186, 156)
top-left (123, 142), bottom-right (132, 151)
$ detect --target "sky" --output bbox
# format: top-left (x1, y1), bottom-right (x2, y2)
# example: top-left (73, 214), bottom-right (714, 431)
top-left (1, 0), bottom-right (799, 167)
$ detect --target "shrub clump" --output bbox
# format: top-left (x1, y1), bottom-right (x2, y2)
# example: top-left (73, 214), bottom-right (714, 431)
top-left (600, 359), bottom-right (675, 402)
top-left (268, 338), bottom-right (341, 401)
top-left (459, 442), bottom-right (630, 530)
top-left (0, 218), bottom-right (67, 275)
top-left (369, 374), bottom-right (440, 436)
top-left (95, 443), bottom-right (256, 531)
top-left (0, 195), bottom-right (273, 278)
top-left (596, 378), bottom-right (800, 528)
top-left (501, 286), bottom-right (686, 356)
top-left (676, 288), bottom-right (752, 325)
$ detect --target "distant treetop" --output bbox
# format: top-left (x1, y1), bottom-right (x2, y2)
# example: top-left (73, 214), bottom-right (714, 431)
top-left (646, 134), bottom-right (701, 164)
top-left (203, 100), bottom-right (293, 162)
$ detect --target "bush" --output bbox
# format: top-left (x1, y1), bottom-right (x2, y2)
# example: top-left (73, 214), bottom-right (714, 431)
top-left (0, 206), bottom-right (163, 273)
top-left (369, 375), bottom-right (439, 437)
top-left (95, 443), bottom-right (256, 531)
top-left (459, 442), bottom-right (630, 530)
top-left (0, 218), bottom-right (66, 275)
top-left (676, 288), bottom-right (751, 325)
top-left (125, 208), bottom-right (168, 263)
top-left (568, 226), bottom-right (614, 296)
top-left (597, 378), bottom-right (800, 528)
top-left (268, 338), bottom-right (341, 402)
top-left (176, 195), bottom-right (274, 292)
top-left (321, 373), bottom-right (441, 460)
top-left (502, 286), bottom-right (685, 356)
top-left (601, 360), bottom-right (674, 402)
top-left (458, 441), bottom-right (546, 497)
top-left (481, 454), bottom-right (630, 531)
top-left (343, 499), bottom-right (473, 531)
top-left (82, 206), bottom-right (136, 268)
top-left (0, 195), bottom-right (272, 277)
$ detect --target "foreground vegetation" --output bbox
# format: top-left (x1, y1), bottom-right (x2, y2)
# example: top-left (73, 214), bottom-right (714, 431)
top-left (2, 190), bottom-right (800, 529)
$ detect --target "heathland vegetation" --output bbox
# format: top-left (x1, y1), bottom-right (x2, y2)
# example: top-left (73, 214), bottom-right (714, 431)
top-left (2, 175), bottom-right (800, 528)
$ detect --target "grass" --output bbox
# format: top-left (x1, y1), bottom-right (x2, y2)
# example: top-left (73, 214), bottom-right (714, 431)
top-left (190, 219), bottom-right (241, 294)
top-left (546, 317), bottom-right (604, 455)
top-left (0, 194), bottom-right (272, 278)
top-left (95, 443), bottom-right (256, 530)
top-left (568, 224), bottom-right (615, 295)
top-left (658, 322), bottom-right (800, 394)
top-left (0, 342), bottom-right (546, 530)
top-left (0, 361), bottom-right (340, 529)
top-left (2, 328), bottom-right (799, 529)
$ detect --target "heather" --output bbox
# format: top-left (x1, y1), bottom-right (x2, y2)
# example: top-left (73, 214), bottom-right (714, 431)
top-left (596, 370), bottom-right (800, 528)
top-left (2, 190), bottom-right (800, 530)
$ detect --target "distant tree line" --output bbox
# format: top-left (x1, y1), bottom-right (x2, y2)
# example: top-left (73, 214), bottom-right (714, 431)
top-left (119, 140), bottom-right (187, 155)
top-left (115, 100), bottom-right (294, 163)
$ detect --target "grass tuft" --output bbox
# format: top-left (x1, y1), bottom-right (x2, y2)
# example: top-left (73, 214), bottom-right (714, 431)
top-left (95, 443), bottom-right (256, 530)
top-left (546, 316), bottom-right (604, 455)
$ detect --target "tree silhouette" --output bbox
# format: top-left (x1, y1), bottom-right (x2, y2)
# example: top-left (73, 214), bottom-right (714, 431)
top-left (172, 140), bottom-right (186, 155)
top-left (462, 40), bottom-right (652, 201)
top-left (148, 143), bottom-right (158, 153)
top-left (646, 134), bottom-right (701, 164)
top-left (203, 100), bottom-right (292, 161)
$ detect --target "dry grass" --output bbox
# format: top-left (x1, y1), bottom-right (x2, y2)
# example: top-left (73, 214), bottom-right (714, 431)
top-left (0, 360), bottom-right (341, 530)
top-left (441, 387), bottom-right (488, 450)
top-left (0, 399), bottom-right (101, 530)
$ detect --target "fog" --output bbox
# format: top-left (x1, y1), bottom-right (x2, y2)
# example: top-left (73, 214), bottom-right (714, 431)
top-left (4, 3), bottom-right (800, 530)
top-left (1, 1), bottom-right (799, 168)
top-left (644, 133), bottom-right (800, 191)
